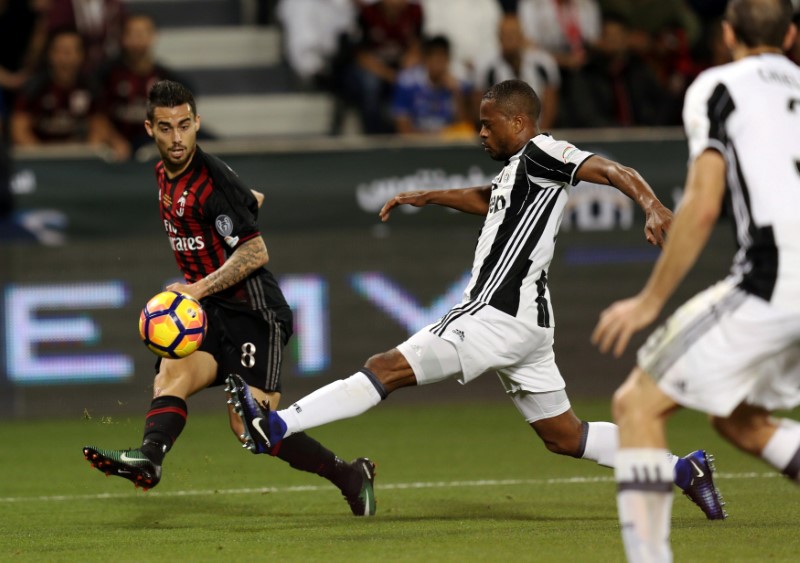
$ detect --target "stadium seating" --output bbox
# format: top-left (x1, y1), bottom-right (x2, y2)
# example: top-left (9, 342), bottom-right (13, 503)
top-left (132, 0), bottom-right (334, 137)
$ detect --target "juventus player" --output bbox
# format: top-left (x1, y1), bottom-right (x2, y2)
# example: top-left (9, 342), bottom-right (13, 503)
top-left (228, 79), bottom-right (724, 519)
top-left (83, 80), bottom-right (377, 517)
top-left (593, 0), bottom-right (800, 560)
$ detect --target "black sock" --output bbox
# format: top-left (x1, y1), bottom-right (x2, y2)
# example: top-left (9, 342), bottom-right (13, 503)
top-left (139, 396), bottom-right (187, 465)
top-left (274, 432), bottom-right (357, 495)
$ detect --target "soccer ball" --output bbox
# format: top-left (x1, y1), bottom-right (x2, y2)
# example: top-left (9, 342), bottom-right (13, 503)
top-left (138, 291), bottom-right (207, 359)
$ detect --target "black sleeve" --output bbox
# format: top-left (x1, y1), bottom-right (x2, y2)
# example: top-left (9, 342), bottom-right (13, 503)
top-left (201, 151), bottom-right (261, 250)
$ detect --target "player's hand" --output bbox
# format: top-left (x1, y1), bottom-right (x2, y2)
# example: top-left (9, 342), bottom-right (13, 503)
top-left (643, 203), bottom-right (673, 248)
top-left (379, 191), bottom-right (429, 222)
top-left (591, 294), bottom-right (662, 358)
top-left (166, 281), bottom-right (205, 302)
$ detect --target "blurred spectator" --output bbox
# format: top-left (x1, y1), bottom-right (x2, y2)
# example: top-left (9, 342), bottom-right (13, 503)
top-left (346, 0), bottom-right (424, 134)
top-left (517, 0), bottom-right (601, 128)
top-left (46, 0), bottom-right (125, 74)
top-left (600, 0), bottom-right (701, 120)
top-left (11, 28), bottom-right (129, 159)
top-left (703, 17), bottom-right (732, 68)
top-left (276, 0), bottom-right (357, 87)
top-left (600, 0), bottom-right (701, 50)
top-left (0, 0), bottom-right (49, 113)
top-left (568, 12), bottom-right (672, 127)
top-left (99, 13), bottom-right (178, 151)
top-left (474, 14), bottom-right (560, 130)
top-left (517, 0), bottom-right (602, 71)
top-left (419, 0), bottom-right (502, 81)
top-left (391, 35), bottom-right (471, 136)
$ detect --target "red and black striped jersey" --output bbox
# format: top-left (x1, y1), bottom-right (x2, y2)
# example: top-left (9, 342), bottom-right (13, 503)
top-left (155, 146), bottom-right (291, 321)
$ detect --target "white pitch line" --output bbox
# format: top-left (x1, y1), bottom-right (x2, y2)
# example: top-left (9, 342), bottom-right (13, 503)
top-left (0, 472), bottom-right (779, 504)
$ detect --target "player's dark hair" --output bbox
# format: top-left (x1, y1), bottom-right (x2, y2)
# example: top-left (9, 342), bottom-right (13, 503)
top-left (725, 0), bottom-right (794, 48)
top-left (147, 80), bottom-right (196, 121)
top-left (482, 79), bottom-right (541, 122)
top-left (422, 35), bottom-right (451, 56)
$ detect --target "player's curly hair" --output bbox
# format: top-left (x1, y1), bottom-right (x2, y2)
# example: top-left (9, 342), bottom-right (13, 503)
top-left (482, 79), bottom-right (541, 123)
top-left (146, 80), bottom-right (197, 121)
top-left (726, 0), bottom-right (794, 48)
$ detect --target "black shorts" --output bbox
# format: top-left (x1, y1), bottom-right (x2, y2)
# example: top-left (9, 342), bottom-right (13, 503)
top-left (205, 301), bottom-right (291, 392)
top-left (156, 300), bottom-right (291, 393)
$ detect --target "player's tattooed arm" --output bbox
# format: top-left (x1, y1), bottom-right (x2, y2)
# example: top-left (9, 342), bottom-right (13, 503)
top-left (379, 186), bottom-right (492, 221)
top-left (167, 237), bottom-right (268, 300)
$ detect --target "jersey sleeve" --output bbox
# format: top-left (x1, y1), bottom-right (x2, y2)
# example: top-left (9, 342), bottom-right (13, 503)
top-left (682, 69), bottom-right (729, 162)
top-left (202, 154), bottom-right (261, 251)
top-left (523, 135), bottom-right (594, 186)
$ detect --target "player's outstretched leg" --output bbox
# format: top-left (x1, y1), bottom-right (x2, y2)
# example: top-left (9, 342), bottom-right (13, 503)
top-left (528, 407), bottom-right (727, 520)
top-left (578, 421), bottom-right (726, 520)
top-left (82, 446), bottom-right (162, 490)
top-left (226, 374), bottom-right (377, 516)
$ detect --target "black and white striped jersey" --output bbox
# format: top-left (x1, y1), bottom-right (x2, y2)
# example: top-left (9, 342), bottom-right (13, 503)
top-left (683, 53), bottom-right (800, 312)
top-left (459, 134), bottom-right (593, 326)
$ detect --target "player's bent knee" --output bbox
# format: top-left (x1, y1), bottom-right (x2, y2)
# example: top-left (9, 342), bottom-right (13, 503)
top-left (531, 411), bottom-right (584, 457)
top-left (541, 434), bottom-right (581, 457)
top-left (611, 369), bottom-right (669, 426)
top-left (364, 350), bottom-right (399, 373)
top-left (611, 384), bottom-right (634, 424)
top-left (364, 349), bottom-right (416, 391)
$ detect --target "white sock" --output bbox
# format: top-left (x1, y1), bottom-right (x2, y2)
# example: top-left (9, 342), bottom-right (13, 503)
top-left (761, 419), bottom-right (800, 483)
top-left (581, 421), bottom-right (619, 468)
top-left (278, 371), bottom-right (384, 437)
top-left (581, 423), bottom-right (681, 484)
top-left (615, 448), bottom-right (674, 563)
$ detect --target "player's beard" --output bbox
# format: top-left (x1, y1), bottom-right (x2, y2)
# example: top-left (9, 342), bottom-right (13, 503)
top-left (162, 143), bottom-right (195, 174)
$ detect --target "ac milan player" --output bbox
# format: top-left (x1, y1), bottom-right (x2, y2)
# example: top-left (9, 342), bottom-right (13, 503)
top-left (100, 13), bottom-right (179, 151)
top-left (83, 80), bottom-right (376, 517)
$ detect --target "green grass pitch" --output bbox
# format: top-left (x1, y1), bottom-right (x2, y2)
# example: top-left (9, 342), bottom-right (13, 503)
top-left (1, 400), bottom-right (797, 562)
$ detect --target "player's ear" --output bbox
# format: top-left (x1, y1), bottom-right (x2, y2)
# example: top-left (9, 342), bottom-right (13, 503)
top-left (144, 120), bottom-right (154, 138)
top-left (194, 114), bottom-right (201, 132)
top-left (721, 21), bottom-right (737, 51)
top-left (513, 114), bottom-right (525, 134)
top-left (783, 23), bottom-right (797, 52)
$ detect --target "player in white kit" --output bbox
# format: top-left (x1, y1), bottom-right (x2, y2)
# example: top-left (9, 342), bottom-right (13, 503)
top-left (228, 79), bottom-right (724, 519)
top-left (592, 0), bottom-right (800, 560)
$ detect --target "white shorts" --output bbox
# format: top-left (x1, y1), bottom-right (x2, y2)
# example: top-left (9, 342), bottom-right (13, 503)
top-left (396, 303), bottom-right (566, 394)
top-left (638, 278), bottom-right (800, 417)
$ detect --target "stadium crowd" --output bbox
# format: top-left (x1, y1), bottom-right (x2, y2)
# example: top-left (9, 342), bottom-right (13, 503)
top-left (281, 0), bottom-right (800, 135)
top-left (0, 0), bottom-right (799, 161)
